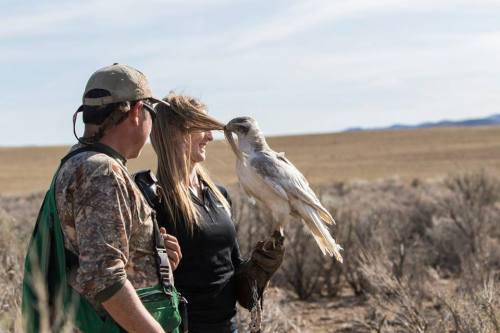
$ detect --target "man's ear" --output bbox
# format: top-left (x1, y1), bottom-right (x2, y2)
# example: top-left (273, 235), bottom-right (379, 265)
top-left (129, 101), bottom-right (144, 126)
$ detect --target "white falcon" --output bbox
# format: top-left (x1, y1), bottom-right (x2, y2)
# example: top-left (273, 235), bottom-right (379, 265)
top-left (224, 117), bottom-right (343, 262)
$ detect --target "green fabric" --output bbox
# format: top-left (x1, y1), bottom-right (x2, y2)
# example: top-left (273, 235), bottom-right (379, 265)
top-left (93, 285), bottom-right (182, 333)
top-left (137, 285), bottom-right (182, 332)
top-left (22, 168), bottom-right (181, 333)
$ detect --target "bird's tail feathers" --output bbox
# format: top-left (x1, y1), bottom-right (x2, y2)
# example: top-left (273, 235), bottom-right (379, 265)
top-left (295, 203), bottom-right (343, 262)
top-left (298, 192), bottom-right (336, 225)
top-left (305, 200), bottom-right (336, 225)
top-left (318, 206), bottom-right (336, 225)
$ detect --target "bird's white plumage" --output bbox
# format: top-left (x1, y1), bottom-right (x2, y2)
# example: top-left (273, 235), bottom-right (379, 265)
top-left (237, 152), bottom-right (291, 226)
top-left (225, 117), bottom-right (343, 262)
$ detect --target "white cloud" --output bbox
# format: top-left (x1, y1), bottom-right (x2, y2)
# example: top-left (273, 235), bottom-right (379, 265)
top-left (228, 0), bottom-right (500, 50)
top-left (0, 0), bottom-right (237, 39)
top-left (0, 1), bottom-right (99, 39)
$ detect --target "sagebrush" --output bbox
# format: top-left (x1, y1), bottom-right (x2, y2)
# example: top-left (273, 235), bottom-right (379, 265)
top-left (1, 172), bottom-right (499, 332)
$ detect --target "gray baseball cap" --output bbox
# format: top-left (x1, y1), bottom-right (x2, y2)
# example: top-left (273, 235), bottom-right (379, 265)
top-left (81, 63), bottom-right (169, 109)
top-left (73, 63), bottom-right (170, 143)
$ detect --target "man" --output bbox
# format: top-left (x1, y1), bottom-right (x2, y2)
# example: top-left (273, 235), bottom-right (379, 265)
top-left (22, 63), bottom-right (183, 333)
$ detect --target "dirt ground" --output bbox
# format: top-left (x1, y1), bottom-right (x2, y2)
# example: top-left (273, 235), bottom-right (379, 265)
top-left (234, 286), bottom-right (372, 333)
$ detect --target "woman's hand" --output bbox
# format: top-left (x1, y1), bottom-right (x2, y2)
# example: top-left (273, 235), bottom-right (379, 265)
top-left (160, 227), bottom-right (182, 271)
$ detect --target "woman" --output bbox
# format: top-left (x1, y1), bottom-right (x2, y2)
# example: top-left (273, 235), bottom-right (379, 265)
top-left (148, 93), bottom-right (285, 333)
top-left (150, 93), bottom-right (242, 333)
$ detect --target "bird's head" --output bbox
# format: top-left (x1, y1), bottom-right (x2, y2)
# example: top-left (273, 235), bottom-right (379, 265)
top-left (224, 117), bottom-right (260, 137)
top-left (224, 116), bottom-right (263, 160)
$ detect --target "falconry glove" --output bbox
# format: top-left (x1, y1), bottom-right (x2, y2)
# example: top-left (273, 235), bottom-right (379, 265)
top-left (236, 230), bottom-right (285, 311)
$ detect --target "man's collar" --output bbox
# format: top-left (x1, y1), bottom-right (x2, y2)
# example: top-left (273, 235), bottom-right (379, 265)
top-left (90, 142), bottom-right (127, 165)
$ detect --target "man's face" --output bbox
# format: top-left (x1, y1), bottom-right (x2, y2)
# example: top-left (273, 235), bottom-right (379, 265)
top-left (130, 103), bottom-right (154, 159)
top-left (140, 105), bottom-right (154, 142)
top-left (141, 107), bottom-right (154, 138)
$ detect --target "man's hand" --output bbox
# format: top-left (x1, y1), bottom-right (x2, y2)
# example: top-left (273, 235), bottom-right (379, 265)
top-left (159, 227), bottom-right (182, 270)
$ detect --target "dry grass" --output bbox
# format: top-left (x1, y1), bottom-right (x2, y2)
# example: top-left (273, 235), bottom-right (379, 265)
top-left (231, 171), bottom-right (500, 332)
top-left (0, 195), bottom-right (40, 332)
top-left (2, 126), bottom-right (500, 332)
top-left (2, 126), bottom-right (500, 194)
top-left (2, 172), bottom-right (500, 332)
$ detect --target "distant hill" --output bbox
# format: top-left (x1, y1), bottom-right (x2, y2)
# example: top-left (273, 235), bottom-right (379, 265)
top-left (346, 114), bottom-right (500, 132)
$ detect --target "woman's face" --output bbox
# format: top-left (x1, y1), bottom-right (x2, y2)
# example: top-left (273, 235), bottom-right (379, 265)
top-left (189, 129), bottom-right (213, 164)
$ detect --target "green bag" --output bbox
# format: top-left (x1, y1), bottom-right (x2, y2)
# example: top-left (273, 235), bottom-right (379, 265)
top-left (137, 285), bottom-right (181, 332)
top-left (22, 146), bottom-right (182, 333)
top-left (98, 286), bottom-right (181, 333)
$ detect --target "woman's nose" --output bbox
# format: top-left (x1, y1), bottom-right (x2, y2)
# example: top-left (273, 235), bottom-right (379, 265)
top-left (206, 131), bottom-right (213, 141)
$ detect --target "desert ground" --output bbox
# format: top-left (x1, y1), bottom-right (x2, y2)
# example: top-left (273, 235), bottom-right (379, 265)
top-left (1, 126), bottom-right (500, 195)
top-left (1, 126), bottom-right (499, 332)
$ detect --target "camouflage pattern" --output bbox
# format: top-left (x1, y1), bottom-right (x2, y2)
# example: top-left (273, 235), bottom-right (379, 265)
top-left (55, 144), bottom-right (160, 311)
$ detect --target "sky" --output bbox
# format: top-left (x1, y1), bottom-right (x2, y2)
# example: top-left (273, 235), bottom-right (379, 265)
top-left (1, 0), bottom-right (500, 146)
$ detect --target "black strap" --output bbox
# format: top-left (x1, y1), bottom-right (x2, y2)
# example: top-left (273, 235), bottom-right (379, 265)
top-left (134, 171), bottom-right (189, 331)
top-left (134, 171), bottom-right (174, 291)
top-left (134, 170), bottom-right (162, 209)
top-left (152, 211), bottom-right (173, 290)
top-left (60, 144), bottom-right (110, 165)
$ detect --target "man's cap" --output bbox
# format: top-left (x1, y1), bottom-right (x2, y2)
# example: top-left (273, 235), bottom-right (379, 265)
top-left (81, 63), bottom-right (168, 108)
top-left (73, 63), bottom-right (173, 144)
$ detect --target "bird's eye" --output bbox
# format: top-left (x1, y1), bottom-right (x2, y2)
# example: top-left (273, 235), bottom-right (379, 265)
top-left (238, 124), bottom-right (250, 134)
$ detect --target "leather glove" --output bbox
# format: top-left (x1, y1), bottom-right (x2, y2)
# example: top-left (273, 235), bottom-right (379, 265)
top-left (236, 230), bottom-right (285, 310)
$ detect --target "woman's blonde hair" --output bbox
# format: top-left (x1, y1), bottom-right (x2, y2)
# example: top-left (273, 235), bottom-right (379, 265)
top-left (150, 93), bottom-right (231, 234)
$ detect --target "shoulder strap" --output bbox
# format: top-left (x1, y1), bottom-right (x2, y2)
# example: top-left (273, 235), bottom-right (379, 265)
top-left (152, 214), bottom-right (174, 291)
top-left (60, 144), bottom-right (120, 166)
top-left (134, 170), bottom-right (174, 292)
top-left (134, 170), bottom-right (162, 210)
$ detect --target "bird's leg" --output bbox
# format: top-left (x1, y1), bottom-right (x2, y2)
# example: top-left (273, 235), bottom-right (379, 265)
top-left (271, 211), bottom-right (286, 248)
top-left (271, 228), bottom-right (285, 248)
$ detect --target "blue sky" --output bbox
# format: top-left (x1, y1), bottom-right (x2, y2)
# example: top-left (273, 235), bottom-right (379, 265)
top-left (2, 0), bottom-right (500, 146)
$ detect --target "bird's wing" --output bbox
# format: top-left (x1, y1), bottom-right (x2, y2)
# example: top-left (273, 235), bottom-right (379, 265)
top-left (275, 152), bottom-right (327, 209)
top-left (250, 151), bottom-right (335, 224)
top-left (244, 155), bottom-right (289, 202)
top-left (276, 152), bottom-right (310, 185)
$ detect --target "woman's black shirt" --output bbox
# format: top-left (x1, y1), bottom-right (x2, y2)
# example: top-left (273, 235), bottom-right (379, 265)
top-left (156, 183), bottom-right (243, 332)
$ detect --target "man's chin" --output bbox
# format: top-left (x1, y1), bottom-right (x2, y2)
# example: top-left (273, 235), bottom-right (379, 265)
top-left (129, 148), bottom-right (142, 160)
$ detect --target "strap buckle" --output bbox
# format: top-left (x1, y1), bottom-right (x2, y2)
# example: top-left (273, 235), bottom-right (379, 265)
top-left (156, 248), bottom-right (170, 268)
top-left (156, 248), bottom-right (173, 290)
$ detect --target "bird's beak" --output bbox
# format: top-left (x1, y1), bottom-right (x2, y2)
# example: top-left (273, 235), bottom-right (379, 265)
top-left (224, 128), bottom-right (243, 161)
top-left (224, 122), bottom-right (237, 132)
